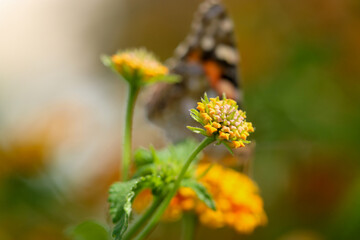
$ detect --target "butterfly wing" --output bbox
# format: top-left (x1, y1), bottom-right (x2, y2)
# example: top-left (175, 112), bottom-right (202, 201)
top-left (169, 0), bottom-right (242, 102)
top-left (147, 0), bottom-right (243, 150)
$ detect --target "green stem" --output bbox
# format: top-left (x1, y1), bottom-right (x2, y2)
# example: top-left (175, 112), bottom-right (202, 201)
top-left (182, 213), bottom-right (197, 240)
top-left (133, 137), bottom-right (215, 240)
top-left (123, 196), bottom-right (164, 240)
top-left (122, 85), bottom-right (139, 181)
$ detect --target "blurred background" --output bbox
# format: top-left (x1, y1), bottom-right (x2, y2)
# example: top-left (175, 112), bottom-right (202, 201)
top-left (1, 0), bottom-right (360, 239)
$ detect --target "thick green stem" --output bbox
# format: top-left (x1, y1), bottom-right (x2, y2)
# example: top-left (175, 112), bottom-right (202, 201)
top-left (122, 85), bottom-right (139, 181)
top-left (133, 137), bottom-right (215, 240)
top-left (182, 213), bottom-right (197, 240)
top-left (123, 196), bottom-right (164, 240)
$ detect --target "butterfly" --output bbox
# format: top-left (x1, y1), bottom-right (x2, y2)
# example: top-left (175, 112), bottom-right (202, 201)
top-left (146, 0), bottom-right (253, 167)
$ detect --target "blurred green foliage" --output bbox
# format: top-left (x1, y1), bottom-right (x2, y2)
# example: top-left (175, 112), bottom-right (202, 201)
top-left (67, 221), bottom-right (110, 240)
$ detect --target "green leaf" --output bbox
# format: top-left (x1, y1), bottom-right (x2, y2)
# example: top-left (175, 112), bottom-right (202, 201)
top-left (181, 179), bottom-right (216, 211)
top-left (190, 112), bottom-right (201, 124)
top-left (132, 165), bottom-right (156, 178)
top-left (189, 109), bottom-right (203, 124)
top-left (168, 139), bottom-right (200, 163)
top-left (187, 126), bottom-right (207, 136)
top-left (222, 141), bottom-right (234, 155)
top-left (203, 92), bottom-right (210, 103)
top-left (66, 220), bottom-right (110, 240)
top-left (134, 148), bottom-right (154, 167)
top-left (190, 109), bottom-right (200, 116)
top-left (108, 178), bottom-right (143, 240)
top-left (149, 145), bottom-right (161, 164)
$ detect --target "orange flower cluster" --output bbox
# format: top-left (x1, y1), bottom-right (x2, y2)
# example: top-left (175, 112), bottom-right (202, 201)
top-left (193, 163), bottom-right (267, 234)
top-left (133, 163), bottom-right (267, 234)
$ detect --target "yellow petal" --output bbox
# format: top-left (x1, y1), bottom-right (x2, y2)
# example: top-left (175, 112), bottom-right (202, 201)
top-left (212, 122), bottom-right (221, 129)
top-left (204, 124), bottom-right (217, 135)
top-left (219, 132), bottom-right (230, 140)
top-left (201, 113), bottom-right (212, 123)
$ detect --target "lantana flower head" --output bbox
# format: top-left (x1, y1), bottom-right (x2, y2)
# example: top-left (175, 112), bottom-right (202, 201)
top-left (102, 48), bottom-right (178, 86)
top-left (133, 163), bottom-right (267, 234)
top-left (188, 93), bottom-right (254, 149)
top-left (193, 163), bottom-right (267, 234)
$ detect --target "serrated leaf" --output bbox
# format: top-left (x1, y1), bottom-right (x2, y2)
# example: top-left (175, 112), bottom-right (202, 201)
top-left (66, 220), bottom-right (110, 240)
top-left (181, 179), bottom-right (216, 211)
top-left (187, 126), bottom-right (207, 136)
top-left (108, 178), bottom-right (143, 240)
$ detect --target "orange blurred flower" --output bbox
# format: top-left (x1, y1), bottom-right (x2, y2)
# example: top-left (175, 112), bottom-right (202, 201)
top-left (133, 163), bottom-right (267, 234)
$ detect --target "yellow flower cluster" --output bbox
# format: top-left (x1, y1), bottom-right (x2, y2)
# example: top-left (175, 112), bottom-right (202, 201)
top-left (163, 187), bottom-right (197, 221)
top-left (133, 163), bottom-right (267, 234)
top-left (193, 163), bottom-right (267, 234)
top-left (190, 94), bottom-right (254, 149)
top-left (111, 49), bottom-right (168, 81)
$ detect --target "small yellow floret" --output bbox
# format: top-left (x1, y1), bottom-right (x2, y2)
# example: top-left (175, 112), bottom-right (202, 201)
top-left (212, 122), bottom-right (221, 129)
top-left (219, 132), bottom-right (230, 140)
top-left (201, 113), bottom-right (212, 123)
top-left (230, 141), bottom-right (245, 148)
top-left (197, 102), bottom-right (205, 112)
top-left (222, 126), bottom-right (230, 133)
top-left (240, 134), bottom-right (248, 140)
top-left (204, 124), bottom-right (217, 136)
top-left (247, 122), bottom-right (254, 132)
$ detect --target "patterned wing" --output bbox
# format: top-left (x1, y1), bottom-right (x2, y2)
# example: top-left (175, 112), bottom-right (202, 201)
top-left (147, 0), bottom-right (244, 157)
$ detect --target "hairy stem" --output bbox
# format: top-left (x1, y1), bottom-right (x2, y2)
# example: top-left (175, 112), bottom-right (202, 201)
top-left (123, 195), bottom-right (164, 240)
top-left (122, 85), bottom-right (139, 181)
